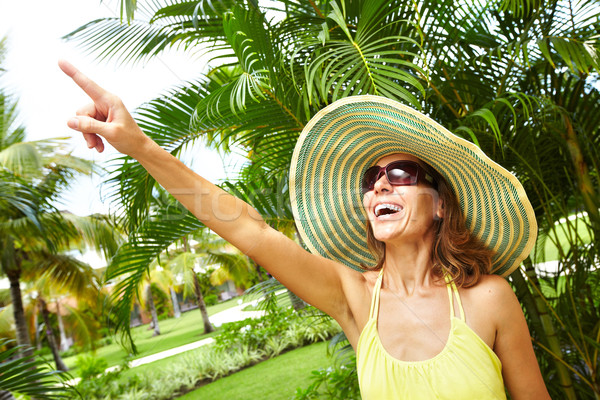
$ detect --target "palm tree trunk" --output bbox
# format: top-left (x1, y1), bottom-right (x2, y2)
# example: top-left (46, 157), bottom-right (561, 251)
top-left (33, 311), bottom-right (41, 350)
top-left (193, 274), bottom-right (214, 334)
top-left (145, 284), bottom-right (160, 336)
top-left (39, 298), bottom-right (68, 372)
top-left (562, 115), bottom-right (600, 235)
top-left (55, 301), bottom-right (70, 352)
top-left (7, 271), bottom-right (33, 358)
top-left (170, 287), bottom-right (181, 318)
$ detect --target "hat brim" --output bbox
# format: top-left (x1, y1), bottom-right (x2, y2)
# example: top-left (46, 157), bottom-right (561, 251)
top-left (290, 95), bottom-right (537, 277)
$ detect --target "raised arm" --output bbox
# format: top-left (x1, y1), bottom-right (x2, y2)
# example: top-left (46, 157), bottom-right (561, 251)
top-left (58, 60), bottom-right (360, 322)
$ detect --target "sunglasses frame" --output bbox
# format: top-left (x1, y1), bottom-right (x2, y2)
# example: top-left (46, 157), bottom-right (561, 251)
top-left (361, 160), bottom-right (436, 194)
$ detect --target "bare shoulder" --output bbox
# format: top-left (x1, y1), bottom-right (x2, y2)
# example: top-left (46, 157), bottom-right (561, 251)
top-left (459, 274), bottom-right (520, 346)
top-left (462, 274), bottom-right (515, 312)
top-left (469, 274), bottom-right (516, 300)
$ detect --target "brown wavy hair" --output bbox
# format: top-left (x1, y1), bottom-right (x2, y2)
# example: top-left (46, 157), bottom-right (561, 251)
top-left (360, 161), bottom-right (494, 288)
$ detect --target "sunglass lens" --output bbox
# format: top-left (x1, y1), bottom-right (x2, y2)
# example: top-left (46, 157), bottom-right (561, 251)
top-left (362, 166), bottom-right (381, 193)
top-left (387, 162), bottom-right (418, 185)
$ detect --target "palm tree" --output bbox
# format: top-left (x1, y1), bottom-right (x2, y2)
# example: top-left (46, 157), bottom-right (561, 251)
top-left (163, 247), bottom-right (214, 334)
top-left (0, 74), bottom-right (120, 360)
top-left (168, 231), bottom-right (255, 333)
top-left (148, 260), bottom-right (182, 318)
top-left (66, 0), bottom-right (599, 396)
top-left (26, 255), bottom-right (104, 371)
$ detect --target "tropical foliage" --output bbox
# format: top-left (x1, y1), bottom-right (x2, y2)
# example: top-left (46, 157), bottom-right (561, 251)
top-left (0, 339), bottom-right (73, 399)
top-left (1, 36), bottom-right (123, 369)
top-left (66, 0), bottom-right (599, 397)
top-left (0, 34), bottom-right (125, 399)
top-left (69, 305), bottom-right (339, 399)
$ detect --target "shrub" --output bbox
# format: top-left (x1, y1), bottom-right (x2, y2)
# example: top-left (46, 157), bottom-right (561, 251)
top-left (204, 294), bottom-right (218, 306)
top-left (73, 367), bottom-right (134, 399)
top-left (214, 307), bottom-right (340, 354)
top-left (67, 306), bottom-right (341, 399)
top-left (75, 354), bottom-right (109, 379)
top-left (294, 333), bottom-right (360, 400)
top-left (294, 363), bottom-right (360, 400)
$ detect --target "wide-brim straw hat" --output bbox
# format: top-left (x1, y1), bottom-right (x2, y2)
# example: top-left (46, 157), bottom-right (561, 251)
top-left (289, 95), bottom-right (537, 277)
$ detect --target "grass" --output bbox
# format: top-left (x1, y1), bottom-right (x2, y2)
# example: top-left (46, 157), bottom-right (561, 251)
top-left (177, 341), bottom-right (333, 400)
top-left (61, 297), bottom-right (241, 375)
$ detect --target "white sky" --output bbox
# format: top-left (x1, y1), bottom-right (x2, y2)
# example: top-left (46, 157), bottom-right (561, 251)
top-left (0, 0), bottom-right (245, 219)
top-left (0, 0), bottom-right (248, 269)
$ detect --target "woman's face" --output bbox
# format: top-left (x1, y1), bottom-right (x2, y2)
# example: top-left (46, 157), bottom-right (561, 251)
top-left (362, 153), bottom-right (443, 245)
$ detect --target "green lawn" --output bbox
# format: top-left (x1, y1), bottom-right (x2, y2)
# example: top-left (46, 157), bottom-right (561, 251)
top-left (177, 341), bottom-right (333, 400)
top-left (61, 297), bottom-right (241, 375)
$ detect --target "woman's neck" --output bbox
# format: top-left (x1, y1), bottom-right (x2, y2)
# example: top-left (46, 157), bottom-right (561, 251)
top-left (382, 237), bottom-right (438, 296)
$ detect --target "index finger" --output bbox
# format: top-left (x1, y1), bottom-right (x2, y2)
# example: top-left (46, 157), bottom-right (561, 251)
top-left (58, 59), bottom-right (108, 101)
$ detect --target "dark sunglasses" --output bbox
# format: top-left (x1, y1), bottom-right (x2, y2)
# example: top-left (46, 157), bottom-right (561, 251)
top-left (361, 161), bottom-right (436, 194)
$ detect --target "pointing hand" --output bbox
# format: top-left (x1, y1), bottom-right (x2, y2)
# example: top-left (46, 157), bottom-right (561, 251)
top-left (58, 60), bottom-right (151, 158)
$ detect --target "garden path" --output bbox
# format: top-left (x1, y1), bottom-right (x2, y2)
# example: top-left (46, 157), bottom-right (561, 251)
top-left (67, 301), bottom-right (265, 385)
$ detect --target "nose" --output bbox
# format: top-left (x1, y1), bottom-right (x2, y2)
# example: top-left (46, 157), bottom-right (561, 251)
top-left (373, 172), bottom-right (392, 193)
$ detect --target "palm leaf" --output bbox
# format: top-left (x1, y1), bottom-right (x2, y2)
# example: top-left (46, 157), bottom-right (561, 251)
top-left (63, 213), bottom-right (123, 260)
top-left (66, 0), bottom-right (234, 65)
top-left (0, 93), bottom-right (26, 152)
top-left (28, 253), bottom-right (101, 301)
top-left (0, 173), bottom-right (41, 229)
top-left (0, 339), bottom-right (72, 398)
top-left (221, 170), bottom-right (294, 233)
top-left (298, 0), bottom-right (426, 108)
top-left (104, 206), bottom-right (204, 352)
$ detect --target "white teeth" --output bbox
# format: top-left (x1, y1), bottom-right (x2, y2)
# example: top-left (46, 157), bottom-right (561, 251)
top-left (375, 203), bottom-right (402, 217)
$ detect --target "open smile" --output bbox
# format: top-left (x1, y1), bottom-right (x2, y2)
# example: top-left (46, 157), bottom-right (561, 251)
top-left (374, 203), bottom-right (404, 218)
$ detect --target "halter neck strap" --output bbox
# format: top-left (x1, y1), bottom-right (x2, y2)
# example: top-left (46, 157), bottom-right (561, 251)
top-left (369, 269), bottom-right (385, 319)
top-left (445, 275), bottom-right (465, 321)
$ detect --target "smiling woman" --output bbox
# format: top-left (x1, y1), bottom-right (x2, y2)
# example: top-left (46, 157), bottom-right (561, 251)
top-left (360, 155), bottom-right (494, 286)
top-left (60, 60), bottom-right (550, 399)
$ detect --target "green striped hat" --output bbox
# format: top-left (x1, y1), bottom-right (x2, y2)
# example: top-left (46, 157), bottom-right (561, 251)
top-left (289, 95), bottom-right (537, 277)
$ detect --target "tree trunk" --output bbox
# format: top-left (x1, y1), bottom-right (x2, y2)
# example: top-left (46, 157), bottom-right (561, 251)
top-left (170, 287), bottom-right (181, 318)
top-left (194, 274), bottom-right (214, 334)
top-left (39, 298), bottom-right (68, 372)
top-left (562, 114), bottom-right (600, 236)
top-left (33, 311), bottom-right (41, 350)
top-left (55, 301), bottom-right (71, 352)
top-left (146, 284), bottom-right (160, 336)
top-left (7, 271), bottom-right (32, 359)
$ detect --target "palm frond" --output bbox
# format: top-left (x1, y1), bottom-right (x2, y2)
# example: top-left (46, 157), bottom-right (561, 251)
top-left (26, 253), bottom-right (100, 301)
top-left (66, 0), bottom-right (235, 65)
top-left (298, 0), bottom-right (426, 108)
top-left (63, 213), bottom-right (123, 260)
top-left (221, 170), bottom-right (294, 233)
top-left (104, 206), bottom-right (204, 352)
top-left (0, 93), bottom-right (26, 151)
top-left (0, 173), bottom-right (41, 229)
top-left (0, 339), bottom-right (72, 398)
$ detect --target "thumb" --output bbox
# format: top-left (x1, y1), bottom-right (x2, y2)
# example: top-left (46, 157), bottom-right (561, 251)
top-left (67, 115), bottom-right (109, 136)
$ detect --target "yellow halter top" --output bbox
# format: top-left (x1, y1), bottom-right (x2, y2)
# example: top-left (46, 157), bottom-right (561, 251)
top-left (356, 270), bottom-right (506, 399)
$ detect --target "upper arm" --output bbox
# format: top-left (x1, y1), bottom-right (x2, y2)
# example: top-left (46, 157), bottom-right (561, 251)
top-left (490, 278), bottom-right (551, 400)
top-left (244, 222), bottom-right (361, 322)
